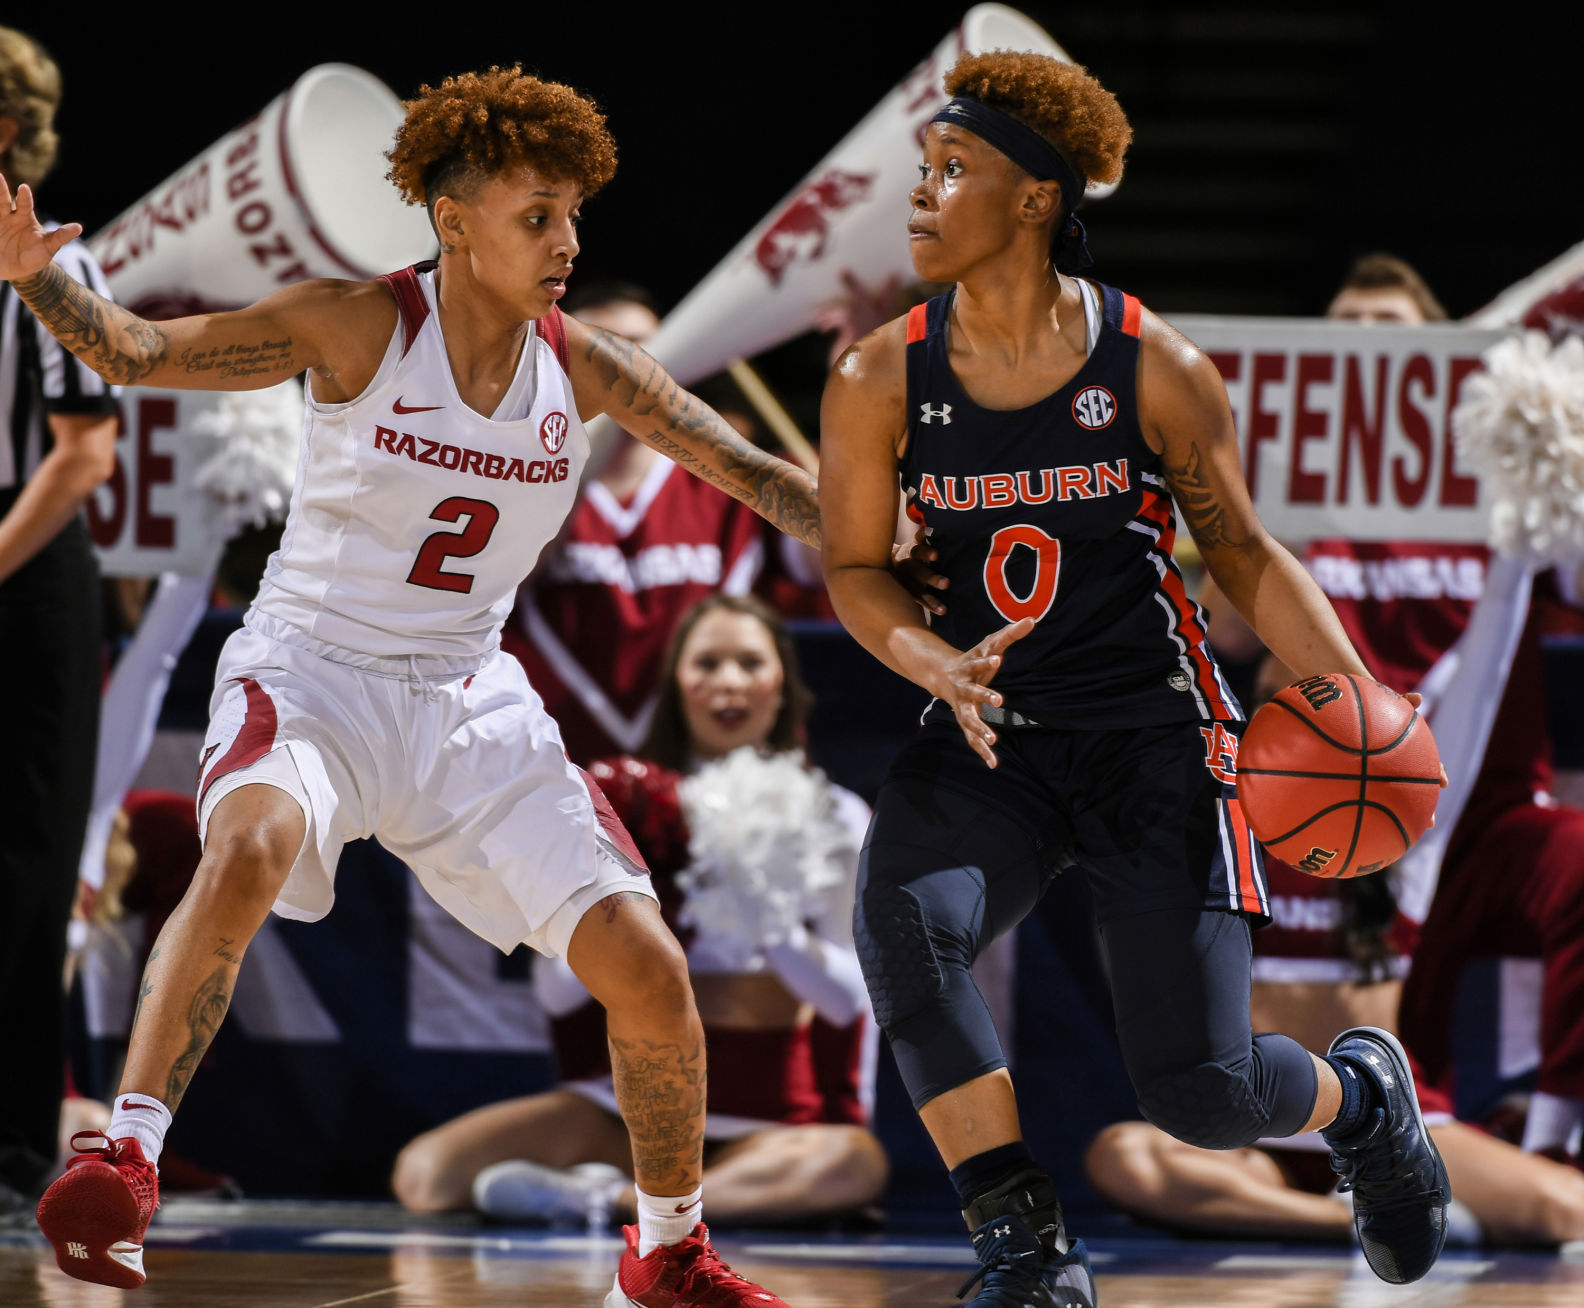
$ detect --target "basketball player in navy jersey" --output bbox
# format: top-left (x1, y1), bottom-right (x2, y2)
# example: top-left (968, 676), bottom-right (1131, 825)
top-left (820, 52), bottom-right (1450, 1305)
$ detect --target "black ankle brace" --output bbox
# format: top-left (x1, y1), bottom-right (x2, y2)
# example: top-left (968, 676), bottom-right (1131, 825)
top-left (961, 1165), bottom-right (1070, 1257)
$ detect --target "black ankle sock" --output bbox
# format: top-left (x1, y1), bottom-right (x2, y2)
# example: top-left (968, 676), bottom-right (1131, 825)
top-left (1322, 1053), bottom-right (1381, 1139)
top-left (949, 1141), bottom-right (1037, 1210)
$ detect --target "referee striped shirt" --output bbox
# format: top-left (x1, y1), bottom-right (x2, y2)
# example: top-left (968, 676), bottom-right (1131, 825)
top-left (0, 233), bottom-right (120, 494)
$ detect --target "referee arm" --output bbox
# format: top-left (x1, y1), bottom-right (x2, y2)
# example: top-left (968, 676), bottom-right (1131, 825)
top-left (0, 178), bottom-right (389, 400)
top-left (0, 411), bottom-right (116, 584)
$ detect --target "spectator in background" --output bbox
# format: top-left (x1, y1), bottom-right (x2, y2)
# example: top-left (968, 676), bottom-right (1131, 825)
top-left (504, 281), bottom-right (774, 765)
top-left (1190, 253), bottom-right (1584, 1186)
top-left (1309, 255), bottom-right (1584, 1167)
top-left (0, 25), bottom-right (120, 1222)
top-left (394, 595), bottom-right (887, 1226)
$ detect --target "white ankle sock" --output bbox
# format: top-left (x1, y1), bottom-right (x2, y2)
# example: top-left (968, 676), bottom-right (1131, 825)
top-left (1521, 1091), bottom-right (1584, 1155)
top-left (635, 1185), bottom-right (702, 1257)
top-left (107, 1093), bottom-right (173, 1169)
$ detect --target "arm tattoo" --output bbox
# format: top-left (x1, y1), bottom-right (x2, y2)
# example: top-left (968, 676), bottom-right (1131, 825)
top-left (11, 263), bottom-right (170, 384)
top-left (1165, 441), bottom-right (1247, 552)
top-left (608, 1031), bottom-right (706, 1195)
top-left (587, 328), bottom-right (821, 548)
top-left (164, 964), bottom-right (234, 1109)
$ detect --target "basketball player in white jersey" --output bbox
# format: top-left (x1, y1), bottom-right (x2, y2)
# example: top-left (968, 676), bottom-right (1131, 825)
top-left (2, 68), bottom-right (812, 1307)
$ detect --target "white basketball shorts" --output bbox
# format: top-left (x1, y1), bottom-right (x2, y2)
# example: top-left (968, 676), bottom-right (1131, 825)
top-left (195, 616), bottom-right (654, 958)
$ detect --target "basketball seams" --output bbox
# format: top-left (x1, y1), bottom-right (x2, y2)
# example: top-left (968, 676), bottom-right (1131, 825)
top-left (1342, 676), bottom-right (1367, 876)
top-left (1259, 799), bottom-right (1411, 871)
top-left (1267, 696), bottom-right (1360, 750)
top-left (1239, 767), bottom-right (1442, 783)
top-left (1362, 711), bottom-right (1422, 757)
top-left (1238, 672), bottom-right (1438, 879)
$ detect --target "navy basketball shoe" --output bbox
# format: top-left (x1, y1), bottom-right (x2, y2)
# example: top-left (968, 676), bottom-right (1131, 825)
top-left (1322, 1026), bottom-right (1451, 1284)
top-left (956, 1169), bottom-right (1096, 1307)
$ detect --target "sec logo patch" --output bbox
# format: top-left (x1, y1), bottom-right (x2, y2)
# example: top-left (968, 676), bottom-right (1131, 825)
top-left (540, 411), bottom-right (569, 454)
top-left (1072, 386), bottom-right (1117, 430)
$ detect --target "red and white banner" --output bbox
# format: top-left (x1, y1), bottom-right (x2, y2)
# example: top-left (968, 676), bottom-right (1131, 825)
top-left (643, 4), bottom-right (1095, 387)
top-left (84, 388), bottom-right (230, 577)
top-left (1168, 316), bottom-right (1515, 543)
top-left (90, 63), bottom-right (434, 318)
top-left (83, 64), bottom-right (433, 576)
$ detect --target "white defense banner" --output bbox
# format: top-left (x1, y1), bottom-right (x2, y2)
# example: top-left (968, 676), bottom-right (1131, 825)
top-left (84, 388), bottom-right (230, 578)
top-left (1167, 316), bottom-right (1515, 543)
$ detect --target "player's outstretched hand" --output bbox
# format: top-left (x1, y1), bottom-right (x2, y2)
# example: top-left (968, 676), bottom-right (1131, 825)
top-left (936, 617), bottom-right (1036, 769)
top-left (0, 179), bottom-right (82, 283)
top-left (891, 523), bottom-right (949, 617)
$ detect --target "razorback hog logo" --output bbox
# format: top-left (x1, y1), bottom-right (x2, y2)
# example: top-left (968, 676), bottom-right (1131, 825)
top-left (1292, 674), bottom-right (1343, 712)
top-left (753, 170), bottom-right (875, 285)
top-left (540, 411), bottom-right (568, 454)
top-left (1296, 846), bottom-right (1338, 874)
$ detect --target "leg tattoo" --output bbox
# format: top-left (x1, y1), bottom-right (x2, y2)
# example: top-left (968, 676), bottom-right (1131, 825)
top-left (609, 1032), bottom-right (706, 1196)
top-left (164, 963), bottom-right (235, 1109)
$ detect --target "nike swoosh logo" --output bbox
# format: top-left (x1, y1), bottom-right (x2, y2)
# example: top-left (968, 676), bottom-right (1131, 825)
top-left (393, 397), bottom-right (443, 414)
top-left (674, 1203), bottom-right (693, 1214)
top-left (120, 1099), bottom-right (161, 1112)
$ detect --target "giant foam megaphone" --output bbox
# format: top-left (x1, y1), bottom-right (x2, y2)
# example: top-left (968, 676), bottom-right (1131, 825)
top-left (643, 4), bottom-right (1106, 387)
top-left (89, 63), bottom-right (436, 316)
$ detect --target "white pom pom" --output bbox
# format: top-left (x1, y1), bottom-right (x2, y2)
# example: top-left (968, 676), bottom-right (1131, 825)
top-left (1452, 331), bottom-right (1584, 562)
top-left (189, 380), bottom-right (305, 537)
top-left (675, 748), bottom-right (857, 968)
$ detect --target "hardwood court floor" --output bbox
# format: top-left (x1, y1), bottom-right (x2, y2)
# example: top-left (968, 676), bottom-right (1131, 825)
top-left (3, 1201), bottom-right (1583, 1306)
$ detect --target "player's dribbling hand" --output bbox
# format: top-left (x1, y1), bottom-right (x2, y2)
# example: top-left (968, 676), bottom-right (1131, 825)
top-left (0, 179), bottom-right (83, 282)
top-left (935, 617), bottom-right (1036, 769)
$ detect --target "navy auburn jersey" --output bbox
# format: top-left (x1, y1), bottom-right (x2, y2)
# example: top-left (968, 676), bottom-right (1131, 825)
top-left (902, 281), bottom-right (1241, 729)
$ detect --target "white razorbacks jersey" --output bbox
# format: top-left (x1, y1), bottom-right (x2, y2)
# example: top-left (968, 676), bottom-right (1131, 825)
top-left (250, 263), bottom-right (587, 662)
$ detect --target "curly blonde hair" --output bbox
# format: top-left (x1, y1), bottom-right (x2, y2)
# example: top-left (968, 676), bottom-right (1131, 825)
top-left (386, 66), bottom-right (617, 212)
top-left (944, 51), bottom-right (1130, 189)
top-left (0, 26), bottom-right (62, 188)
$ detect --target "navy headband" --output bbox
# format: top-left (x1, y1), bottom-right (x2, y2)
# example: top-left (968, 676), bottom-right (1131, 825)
top-left (929, 96), bottom-right (1094, 273)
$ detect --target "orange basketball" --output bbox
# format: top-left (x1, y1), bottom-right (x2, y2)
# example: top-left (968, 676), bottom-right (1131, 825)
top-left (1235, 674), bottom-right (1441, 879)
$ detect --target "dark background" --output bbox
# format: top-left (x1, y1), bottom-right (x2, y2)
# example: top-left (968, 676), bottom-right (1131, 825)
top-left (24, 3), bottom-right (1577, 321)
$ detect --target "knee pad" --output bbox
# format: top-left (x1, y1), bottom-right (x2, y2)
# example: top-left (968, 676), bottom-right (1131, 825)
top-left (854, 856), bottom-right (984, 1032)
top-left (1135, 1060), bottom-right (1269, 1151)
top-left (861, 861), bottom-right (982, 1032)
top-left (856, 856), bottom-right (1007, 1104)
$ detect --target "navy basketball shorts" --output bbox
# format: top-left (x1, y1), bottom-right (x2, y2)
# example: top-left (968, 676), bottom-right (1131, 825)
top-left (857, 719), bottom-right (1317, 1145)
top-left (865, 717), bottom-right (1267, 931)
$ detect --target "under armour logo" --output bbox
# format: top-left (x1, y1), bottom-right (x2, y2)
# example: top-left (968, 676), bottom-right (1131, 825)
top-left (920, 402), bottom-right (952, 425)
top-left (67, 1243), bottom-right (88, 1259)
top-left (994, 1223), bottom-right (1012, 1238)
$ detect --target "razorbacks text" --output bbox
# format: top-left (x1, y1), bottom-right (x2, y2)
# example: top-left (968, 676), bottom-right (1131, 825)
top-left (373, 426), bottom-right (570, 484)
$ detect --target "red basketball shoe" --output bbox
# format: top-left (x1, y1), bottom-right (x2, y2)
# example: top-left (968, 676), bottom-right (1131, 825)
top-left (36, 1131), bottom-right (160, 1288)
top-left (605, 1222), bottom-right (788, 1306)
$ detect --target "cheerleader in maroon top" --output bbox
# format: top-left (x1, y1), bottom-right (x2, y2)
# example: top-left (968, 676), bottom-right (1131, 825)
top-left (392, 596), bottom-right (886, 1227)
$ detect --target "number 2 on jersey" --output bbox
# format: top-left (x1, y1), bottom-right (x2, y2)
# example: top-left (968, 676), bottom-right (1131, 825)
top-left (984, 523), bottom-right (1061, 623)
top-left (407, 496), bottom-right (500, 594)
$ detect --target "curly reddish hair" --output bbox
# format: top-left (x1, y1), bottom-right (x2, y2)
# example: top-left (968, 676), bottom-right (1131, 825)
top-left (386, 66), bottom-right (617, 208)
top-left (944, 51), bottom-right (1130, 191)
